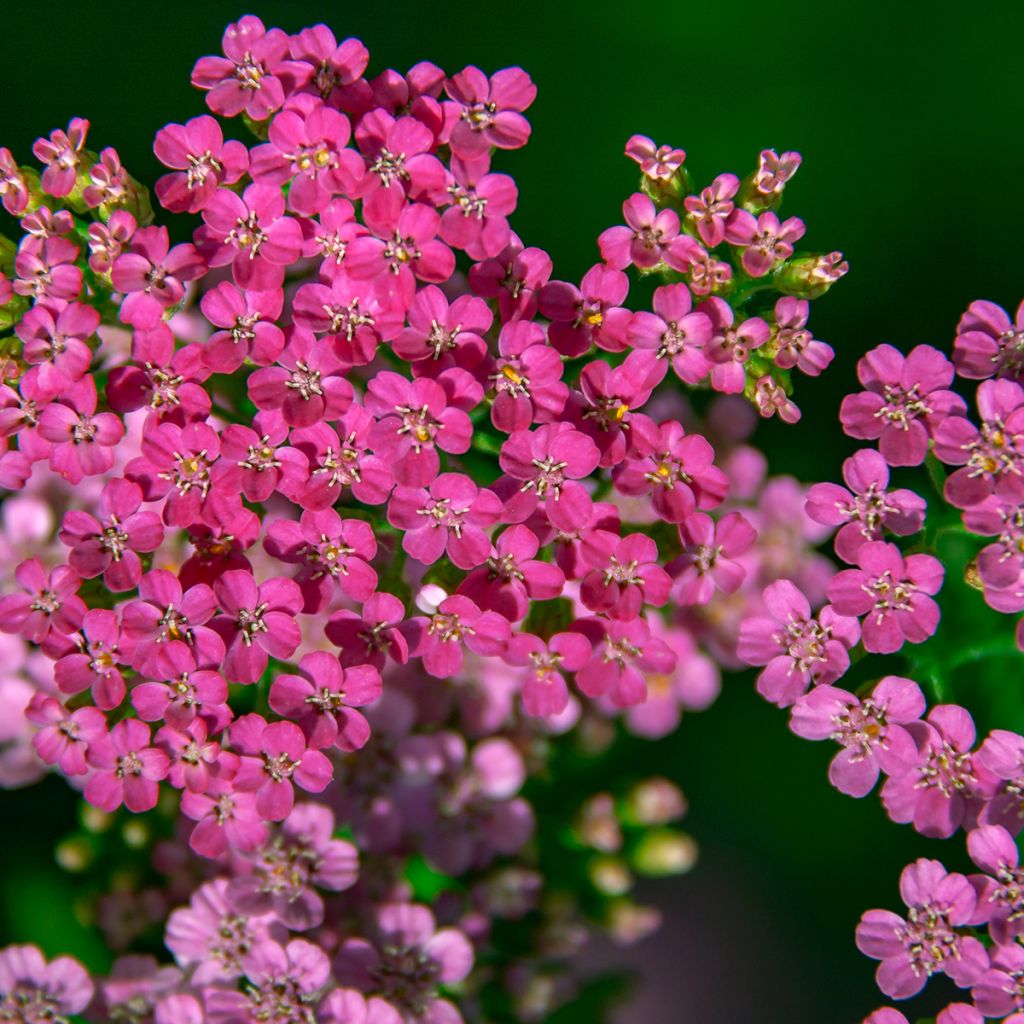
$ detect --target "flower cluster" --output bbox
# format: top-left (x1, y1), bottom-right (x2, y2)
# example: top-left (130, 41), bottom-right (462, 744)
top-left (0, 13), bottom-right (849, 1023)
top-left (740, 295), bottom-right (1024, 1022)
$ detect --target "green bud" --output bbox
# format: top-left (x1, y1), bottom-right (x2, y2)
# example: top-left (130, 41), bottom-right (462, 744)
top-left (55, 836), bottom-right (94, 872)
top-left (632, 829), bottom-right (698, 877)
top-left (622, 777), bottom-right (687, 827)
top-left (776, 252), bottom-right (849, 299)
top-left (588, 855), bottom-right (633, 896)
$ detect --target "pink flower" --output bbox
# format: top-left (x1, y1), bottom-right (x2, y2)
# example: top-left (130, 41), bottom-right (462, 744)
top-left (356, 109), bottom-right (446, 199)
top-left (0, 558), bottom-right (84, 645)
top-left (199, 281), bottom-right (285, 373)
top-left (977, 730), bottom-right (1024, 834)
top-left (613, 418), bottom-right (728, 523)
top-left (725, 209), bottom-right (805, 277)
top-left (230, 714), bottom-right (333, 820)
top-left (0, 148), bottom-right (30, 215)
top-left (392, 285), bottom-right (492, 367)
top-left (154, 114), bottom-right (249, 213)
top-left (469, 237), bottom-right (552, 322)
top-left (27, 696), bottom-right (107, 776)
top-left (840, 344), bottom-right (966, 466)
top-left (365, 371), bottom-right (472, 486)
top-left (702, 298), bottom-right (771, 394)
top-left (211, 571), bottom-right (303, 684)
top-left (269, 650), bottom-right (381, 751)
top-left (790, 676), bottom-right (925, 797)
top-left (326, 591), bottom-right (409, 671)
top-left (953, 298), bottom-right (1024, 380)
top-left (15, 301), bottom-right (98, 401)
top-left (181, 774), bottom-right (268, 857)
top-left (599, 193), bottom-right (701, 271)
top-left (32, 117), bottom-right (89, 197)
top-left (388, 473), bottom-right (501, 569)
top-left (458, 524), bottom-right (566, 621)
top-left (684, 174), bottom-right (739, 247)
top-left (85, 719), bottom-right (170, 813)
top-left (199, 183), bottom-right (304, 290)
top-left (87, 211), bottom-right (136, 274)
top-left (967, 823), bottom-right (1024, 945)
top-left (489, 322), bottom-right (567, 433)
top-left (289, 24), bottom-right (369, 105)
top-left (674, 511), bottom-right (756, 605)
top-left (881, 705), bottom-right (991, 839)
top-left (264, 508), bottom-right (378, 611)
top-left (54, 608), bottom-right (127, 710)
top-left (827, 541), bottom-right (944, 654)
top-left (624, 135), bottom-right (686, 181)
top-left (498, 422), bottom-right (601, 529)
top-left (440, 155), bottom-right (518, 260)
top-left (806, 449), bottom-right (927, 562)
top-left (112, 226), bottom-right (205, 329)
top-left (13, 237), bottom-right (82, 302)
top-left (38, 378), bottom-right (124, 484)
top-left (855, 857), bottom-right (987, 999)
top-left (131, 646), bottom-right (229, 732)
top-left (60, 478), bottom-right (164, 592)
top-left (971, 940), bottom-right (1024, 1020)
top-left (406, 593), bottom-right (510, 677)
top-left (574, 617), bottom-right (676, 708)
top-left (738, 580), bottom-right (860, 707)
top-left (753, 149), bottom-right (802, 197)
top-left (190, 15), bottom-right (304, 120)
top-left (504, 631), bottom-right (590, 717)
top-left (319, 990), bottom-right (402, 1024)
top-left (539, 264), bottom-right (632, 357)
top-left (444, 66), bottom-right (536, 158)
top-left (627, 283), bottom-right (713, 385)
top-left (156, 718), bottom-right (221, 793)
top-left (580, 532), bottom-right (672, 620)
top-left (250, 99), bottom-right (365, 215)
top-left (934, 378), bottom-right (1024, 508)
top-left (0, 944), bottom-right (94, 1019)
top-left (213, 420), bottom-right (307, 503)
top-left (772, 297), bottom-right (833, 376)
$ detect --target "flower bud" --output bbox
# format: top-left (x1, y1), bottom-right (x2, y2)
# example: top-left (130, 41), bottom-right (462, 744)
top-left (606, 899), bottom-right (662, 945)
top-left (574, 793), bottom-right (622, 852)
top-left (776, 252), bottom-right (849, 299)
top-left (632, 829), bottom-right (699, 876)
top-left (588, 855), bottom-right (633, 896)
top-left (623, 777), bottom-right (687, 826)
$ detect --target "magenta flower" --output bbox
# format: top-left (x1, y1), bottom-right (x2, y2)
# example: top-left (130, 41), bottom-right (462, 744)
top-left (319, 990), bottom-right (402, 1024)
top-left (971, 940), bottom-right (1024, 1020)
top-left (934, 378), bottom-right (1024, 508)
top-left (498, 422), bottom-right (601, 529)
top-left (580, 532), bottom-right (672, 620)
top-left (540, 264), bottom-right (632, 357)
top-left (977, 729), bottom-right (1024, 834)
top-left (828, 541), bottom-right (944, 654)
top-left (264, 508), bottom-right (378, 611)
top-left (752, 375), bottom-right (801, 424)
top-left (624, 135), bottom-right (685, 181)
top-left (790, 676), bottom-right (925, 797)
top-left (967, 823), bottom-right (1024, 945)
top-left (32, 117), bottom-right (89, 197)
top-left (54, 608), bottom-right (127, 710)
top-left (839, 344), bottom-right (966, 466)
top-left (269, 650), bottom-right (381, 751)
top-left (458, 524), bottom-right (566, 621)
top-left (393, 285), bottom-right (492, 368)
top-left (211, 571), bottom-right (303, 684)
top-left (684, 173), bottom-right (739, 247)
top-left (213, 421), bottom-right (307, 504)
top-left (125, 420), bottom-right (220, 527)
top-left (121, 569), bottom-right (225, 674)
top-left (190, 15), bottom-right (304, 120)
top-left (154, 114), bottom-right (249, 213)
top-left (772, 297), bottom-right (834, 376)
top-left (953, 298), bottom-right (1024, 380)
top-left (131, 646), bottom-right (229, 731)
top-left (356, 109), bottom-right (446, 199)
top-left (0, 558), bottom-right (84, 645)
top-left (181, 774), bottom-right (267, 858)
top-left (335, 902), bottom-right (473, 1020)
top-left (738, 580), bottom-right (860, 707)
top-left (111, 225), bottom-right (205, 329)
top-left (855, 857), bottom-right (987, 999)
top-left (27, 696), bottom-right (107, 776)
top-left (406, 593), bottom-right (510, 677)
top-left (13, 236), bottom-right (82, 302)
top-left (444, 65), bottom-right (536, 158)
top-left (0, 944), bottom-right (94, 1020)
top-left (38, 378), bottom-right (124, 485)
top-left (613, 418), bottom-right (728, 523)
top-left (599, 193), bottom-right (701, 271)
top-left (702, 298), bottom-right (771, 394)
top-left (156, 718), bottom-right (221, 793)
top-left (289, 24), bottom-right (369, 105)
top-left (325, 591), bottom-right (410, 671)
top-left (199, 183), bottom-right (304, 290)
top-left (881, 705), bottom-right (990, 839)
top-left (440, 155), bottom-right (518, 260)
top-left (627, 283), bottom-right (713, 385)
top-left (725, 209), bottom-right (805, 277)
top-left (60, 478), bottom-right (164, 592)
top-left (0, 148), bottom-right (30, 215)
top-left (574, 617), bottom-right (676, 708)
top-left (469, 237), bottom-right (552, 322)
top-left (346, 187), bottom-right (455, 286)
top-left (753, 148), bottom-right (802, 196)
top-left (505, 631), bottom-right (590, 717)
top-left (674, 511), bottom-right (756, 605)
top-left (365, 371), bottom-right (472, 486)
top-left (199, 281), bottom-right (285, 372)
top-left (250, 99), bottom-right (365, 215)
top-left (15, 300), bottom-right (98, 401)
top-left (85, 719), bottom-right (170, 813)
top-left (806, 449), bottom-right (927, 563)
top-left (489, 321), bottom-right (567, 433)
top-left (388, 473), bottom-right (501, 569)
top-left (230, 714), bottom-right (333, 820)
top-left (86, 210), bottom-right (136, 274)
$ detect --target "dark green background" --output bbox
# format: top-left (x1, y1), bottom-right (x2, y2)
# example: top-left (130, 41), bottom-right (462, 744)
top-left (2, 2), bottom-right (1023, 1020)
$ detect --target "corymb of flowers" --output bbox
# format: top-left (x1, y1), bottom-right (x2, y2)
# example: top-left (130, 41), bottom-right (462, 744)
top-left (0, 11), bottom-right (1018, 1024)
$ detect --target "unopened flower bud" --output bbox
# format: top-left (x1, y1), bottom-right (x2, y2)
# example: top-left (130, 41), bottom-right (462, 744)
top-left (606, 899), bottom-right (662, 945)
top-left (55, 836), bottom-right (94, 872)
top-left (623, 777), bottom-right (687, 826)
top-left (776, 251), bottom-right (849, 299)
top-left (632, 829), bottom-right (699, 876)
top-left (589, 855), bottom-right (633, 896)
top-left (737, 148), bottom-right (802, 212)
top-left (574, 793), bottom-right (622, 852)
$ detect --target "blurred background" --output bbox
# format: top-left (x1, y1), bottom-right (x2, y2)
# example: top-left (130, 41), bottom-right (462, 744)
top-left (2, 1), bottom-right (1024, 1020)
